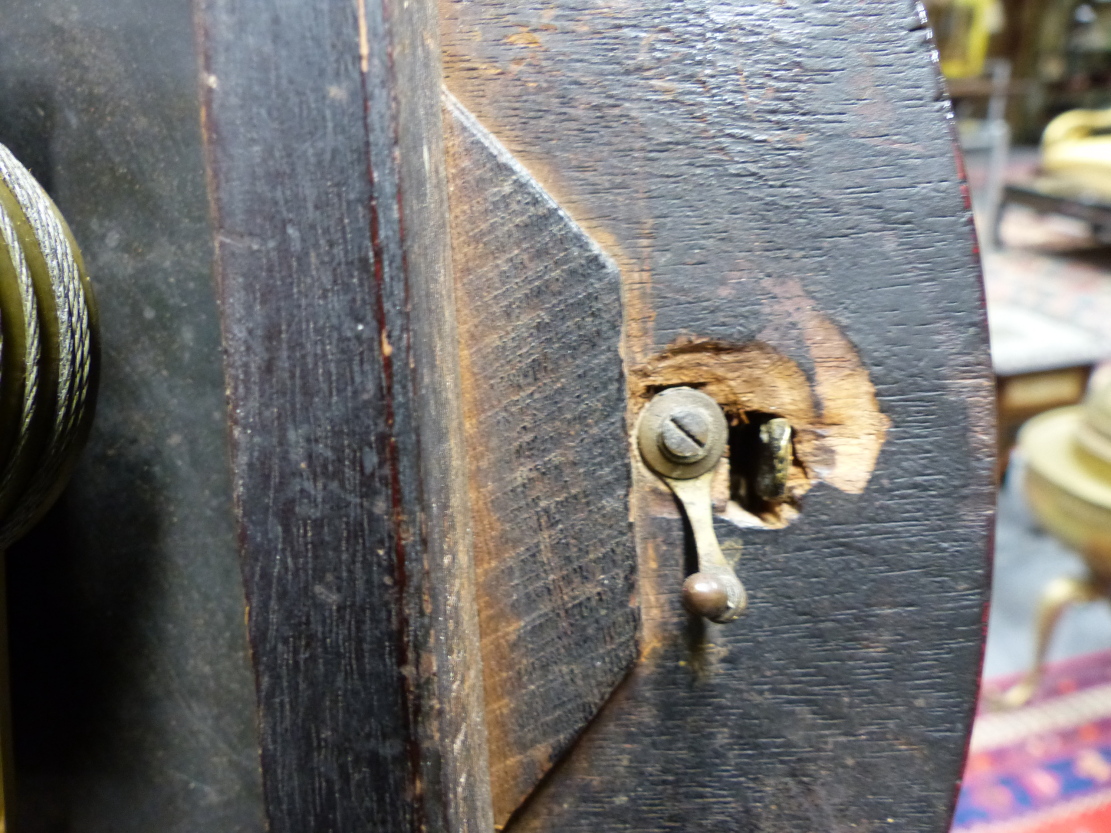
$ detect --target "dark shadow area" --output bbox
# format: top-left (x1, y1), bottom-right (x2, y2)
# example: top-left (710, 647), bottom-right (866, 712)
top-left (0, 2), bottom-right (264, 830)
top-left (728, 411), bottom-right (779, 517)
top-left (7, 459), bottom-right (160, 832)
top-left (0, 77), bottom-right (55, 194)
top-left (727, 410), bottom-right (801, 527)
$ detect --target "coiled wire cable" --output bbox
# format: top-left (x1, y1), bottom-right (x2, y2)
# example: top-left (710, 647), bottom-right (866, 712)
top-left (0, 144), bottom-right (98, 547)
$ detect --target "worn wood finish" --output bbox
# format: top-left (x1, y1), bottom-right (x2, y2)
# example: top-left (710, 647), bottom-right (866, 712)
top-left (197, 1), bottom-right (492, 830)
top-left (444, 96), bottom-right (637, 826)
top-left (441, 1), bottom-right (994, 830)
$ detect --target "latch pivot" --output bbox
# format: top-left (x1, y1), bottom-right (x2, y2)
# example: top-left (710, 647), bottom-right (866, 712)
top-left (636, 387), bottom-right (746, 623)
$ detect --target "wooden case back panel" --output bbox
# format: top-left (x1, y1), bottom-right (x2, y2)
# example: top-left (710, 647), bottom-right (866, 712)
top-left (441, 0), bottom-right (994, 831)
top-left (198, 0), bottom-right (993, 829)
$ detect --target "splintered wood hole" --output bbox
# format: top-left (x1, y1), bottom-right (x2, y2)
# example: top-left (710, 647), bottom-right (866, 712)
top-left (630, 336), bottom-right (889, 525)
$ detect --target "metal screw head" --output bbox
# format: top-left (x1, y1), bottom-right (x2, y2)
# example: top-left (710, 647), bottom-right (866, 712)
top-left (636, 387), bottom-right (728, 480)
top-left (658, 407), bottom-right (712, 463)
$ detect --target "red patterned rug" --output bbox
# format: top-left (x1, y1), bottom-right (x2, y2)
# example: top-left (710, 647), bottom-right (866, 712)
top-left (952, 649), bottom-right (1111, 833)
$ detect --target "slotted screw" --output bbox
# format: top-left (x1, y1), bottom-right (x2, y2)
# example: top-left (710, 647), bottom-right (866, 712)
top-left (637, 388), bottom-right (747, 624)
top-left (658, 407), bottom-right (712, 463)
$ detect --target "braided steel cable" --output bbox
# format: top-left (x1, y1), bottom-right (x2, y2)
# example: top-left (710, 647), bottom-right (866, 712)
top-left (0, 202), bottom-right (41, 493)
top-left (0, 145), bottom-right (98, 546)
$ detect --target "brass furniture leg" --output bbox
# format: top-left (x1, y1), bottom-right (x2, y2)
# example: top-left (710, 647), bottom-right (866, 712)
top-left (997, 575), bottom-right (1107, 708)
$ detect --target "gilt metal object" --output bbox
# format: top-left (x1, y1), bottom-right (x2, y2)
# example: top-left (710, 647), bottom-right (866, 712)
top-left (637, 387), bottom-right (746, 623)
top-left (637, 387), bottom-right (728, 481)
top-left (0, 143), bottom-right (98, 546)
top-left (998, 381), bottom-right (1111, 707)
top-left (756, 417), bottom-right (792, 503)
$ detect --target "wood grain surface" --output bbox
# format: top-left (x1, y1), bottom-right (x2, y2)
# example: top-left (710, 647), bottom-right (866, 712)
top-left (198, 1), bottom-right (492, 830)
top-left (445, 96), bottom-right (637, 826)
top-left (440, 0), bottom-right (995, 830)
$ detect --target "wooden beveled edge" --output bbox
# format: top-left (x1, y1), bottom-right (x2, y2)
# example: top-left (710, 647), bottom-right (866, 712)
top-left (195, 0), bottom-right (494, 829)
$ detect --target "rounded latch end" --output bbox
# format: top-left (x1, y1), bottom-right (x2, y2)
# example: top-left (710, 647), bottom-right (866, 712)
top-left (681, 571), bottom-right (747, 623)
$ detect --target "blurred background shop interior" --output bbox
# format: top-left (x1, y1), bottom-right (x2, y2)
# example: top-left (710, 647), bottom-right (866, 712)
top-left (931, 1), bottom-right (1111, 829)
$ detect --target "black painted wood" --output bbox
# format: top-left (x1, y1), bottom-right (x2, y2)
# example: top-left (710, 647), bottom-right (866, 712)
top-left (440, 0), bottom-right (994, 830)
top-left (445, 97), bottom-right (637, 826)
top-left (198, 1), bottom-right (492, 831)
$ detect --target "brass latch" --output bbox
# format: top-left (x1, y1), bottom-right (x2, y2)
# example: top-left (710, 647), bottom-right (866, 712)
top-left (637, 387), bottom-right (746, 623)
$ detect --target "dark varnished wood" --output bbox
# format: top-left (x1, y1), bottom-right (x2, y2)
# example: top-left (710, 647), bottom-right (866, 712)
top-left (197, 1), bottom-right (491, 830)
top-left (440, 1), bottom-right (994, 830)
top-left (195, 0), bottom-right (992, 828)
top-left (444, 96), bottom-right (636, 826)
